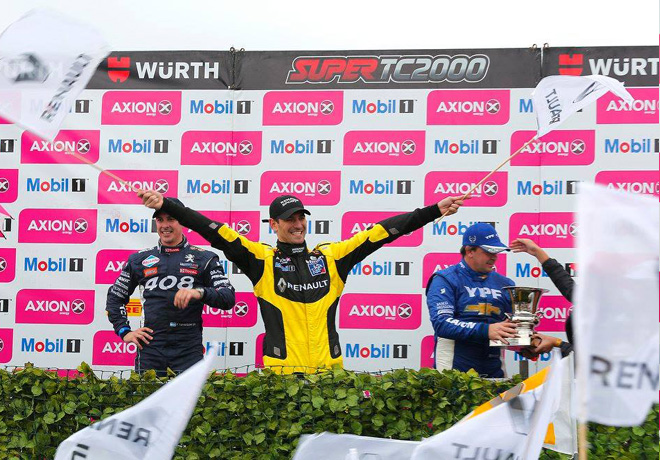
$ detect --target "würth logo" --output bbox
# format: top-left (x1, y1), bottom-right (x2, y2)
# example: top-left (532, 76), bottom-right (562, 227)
top-left (558, 54), bottom-right (584, 76)
top-left (107, 56), bottom-right (131, 83)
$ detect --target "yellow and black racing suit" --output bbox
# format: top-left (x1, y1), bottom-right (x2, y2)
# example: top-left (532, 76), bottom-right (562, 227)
top-left (159, 198), bottom-right (442, 373)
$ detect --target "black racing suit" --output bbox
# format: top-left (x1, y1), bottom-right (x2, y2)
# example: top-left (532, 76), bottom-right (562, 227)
top-left (157, 197), bottom-right (443, 373)
top-left (542, 257), bottom-right (575, 348)
top-left (106, 236), bottom-right (235, 375)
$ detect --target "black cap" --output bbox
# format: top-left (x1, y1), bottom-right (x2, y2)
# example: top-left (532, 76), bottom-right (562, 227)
top-left (261, 195), bottom-right (310, 223)
top-left (153, 197), bottom-right (184, 218)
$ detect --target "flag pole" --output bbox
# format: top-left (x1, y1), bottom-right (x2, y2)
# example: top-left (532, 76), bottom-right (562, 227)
top-left (434, 135), bottom-right (538, 224)
top-left (578, 422), bottom-right (588, 459)
top-left (68, 150), bottom-right (139, 192)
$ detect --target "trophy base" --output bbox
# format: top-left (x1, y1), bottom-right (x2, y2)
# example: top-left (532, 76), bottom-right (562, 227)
top-left (489, 336), bottom-right (532, 347)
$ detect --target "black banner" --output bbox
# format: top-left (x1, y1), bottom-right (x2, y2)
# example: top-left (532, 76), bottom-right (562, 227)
top-left (236, 48), bottom-right (541, 90)
top-left (87, 51), bottom-right (234, 89)
top-left (543, 46), bottom-right (659, 87)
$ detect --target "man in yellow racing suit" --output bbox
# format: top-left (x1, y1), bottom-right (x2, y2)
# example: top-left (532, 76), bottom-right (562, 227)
top-left (139, 190), bottom-right (465, 373)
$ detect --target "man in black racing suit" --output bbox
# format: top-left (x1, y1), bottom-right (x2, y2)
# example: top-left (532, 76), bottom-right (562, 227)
top-left (106, 199), bottom-right (235, 375)
top-left (138, 189), bottom-right (465, 373)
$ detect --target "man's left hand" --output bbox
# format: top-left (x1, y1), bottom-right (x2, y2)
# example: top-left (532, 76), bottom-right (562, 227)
top-left (520, 333), bottom-right (558, 359)
top-left (437, 195), bottom-right (469, 216)
top-left (174, 288), bottom-right (203, 309)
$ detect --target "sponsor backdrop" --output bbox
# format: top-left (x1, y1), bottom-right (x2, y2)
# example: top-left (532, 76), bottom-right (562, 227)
top-left (0, 46), bottom-right (657, 376)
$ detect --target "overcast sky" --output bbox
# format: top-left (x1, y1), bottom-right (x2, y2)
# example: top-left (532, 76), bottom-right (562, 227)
top-left (1, 0), bottom-right (658, 51)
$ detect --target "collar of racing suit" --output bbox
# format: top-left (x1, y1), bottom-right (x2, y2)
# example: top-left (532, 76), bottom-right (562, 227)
top-left (275, 240), bottom-right (308, 256)
top-left (459, 258), bottom-right (492, 281)
top-left (158, 234), bottom-right (189, 253)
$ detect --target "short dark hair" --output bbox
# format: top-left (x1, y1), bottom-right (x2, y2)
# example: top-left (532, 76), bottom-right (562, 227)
top-left (460, 245), bottom-right (478, 257)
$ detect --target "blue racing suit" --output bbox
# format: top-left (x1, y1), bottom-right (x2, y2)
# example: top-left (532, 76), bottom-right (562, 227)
top-left (106, 236), bottom-right (235, 375)
top-left (426, 260), bottom-right (514, 378)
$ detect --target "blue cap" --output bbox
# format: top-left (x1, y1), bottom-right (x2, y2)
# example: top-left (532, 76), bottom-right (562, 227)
top-left (462, 223), bottom-right (510, 254)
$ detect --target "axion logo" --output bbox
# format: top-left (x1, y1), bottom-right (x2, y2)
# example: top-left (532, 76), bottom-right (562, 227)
top-left (286, 54), bottom-right (490, 84)
top-left (536, 296), bottom-right (573, 332)
top-left (202, 292), bottom-right (258, 328)
top-left (595, 171), bottom-right (659, 197)
top-left (427, 90), bottom-right (510, 125)
top-left (16, 289), bottom-right (94, 324)
top-left (101, 91), bottom-right (182, 125)
top-left (184, 211), bottom-right (260, 246)
top-left (107, 56), bottom-right (131, 83)
top-left (181, 131), bottom-right (262, 166)
top-left (339, 293), bottom-right (421, 330)
top-left (511, 130), bottom-right (595, 166)
top-left (425, 171), bottom-right (507, 207)
top-left (341, 211), bottom-right (422, 247)
top-left (343, 131), bottom-right (425, 165)
top-left (510, 212), bottom-right (576, 248)
top-left (95, 249), bottom-right (136, 284)
top-left (422, 253), bottom-right (507, 287)
top-left (0, 248), bottom-right (16, 283)
top-left (0, 329), bottom-right (12, 363)
top-left (434, 138), bottom-right (498, 155)
top-left (420, 335), bottom-right (435, 369)
top-left (98, 170), bottom-right (178, 204)
top-left (21, 130), bottom-right (100, 165)
top-left (263, 91), bottom-right (343, 126)
top-left (260, 171), bottom-right (341, 205)
top-left (92, 331), bottom-right (136, 366)
top-left (597, 88), bottom-right (659, 124)
top-left (0, 169), bottom-right (18, 203)
top-left (19, 209), bottom-right (97, 244)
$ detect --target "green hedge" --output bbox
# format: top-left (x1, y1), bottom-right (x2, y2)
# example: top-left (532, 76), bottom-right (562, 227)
top-left (0, 363), bottom-right (657, 459)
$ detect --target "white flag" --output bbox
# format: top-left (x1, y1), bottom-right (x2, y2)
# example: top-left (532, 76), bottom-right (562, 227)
top-left (412, 351), bottom-right (566, 460)
top-left (293, 433), bottom-right (420, 460)
top-left (54, 346), bottom-right (218, 460)
top-left (532, 75), bottom-right (633, 137)
top-left (0, 9), bottom-right (109, 141)
top-left (575, 184), bottom-right (659, 426)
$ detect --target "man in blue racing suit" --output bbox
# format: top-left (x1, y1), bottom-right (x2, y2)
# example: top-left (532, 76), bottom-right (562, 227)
top-left (106, 199), bottom-right (235, 375)
top-left (426, 223), bottom-right (517, 378)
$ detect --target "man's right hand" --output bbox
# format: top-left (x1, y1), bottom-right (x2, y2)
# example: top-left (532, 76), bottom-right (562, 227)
top-left (138, 189), bottom-right (164, 211)
top-left (123, 327), bottom-right (154, 350)
top-left (488, 320), bottom-right (518, 345)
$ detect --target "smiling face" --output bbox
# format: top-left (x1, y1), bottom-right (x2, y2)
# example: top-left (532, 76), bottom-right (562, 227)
top-left (155, 213), bottom-right (184, 247)
top-left (465, 246), bottom-right (498, 274)
top-left (270, 211), bottom-right (307, 244)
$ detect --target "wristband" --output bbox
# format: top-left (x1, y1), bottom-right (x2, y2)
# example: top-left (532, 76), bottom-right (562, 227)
top-left (118, 326), bottom-right (131, 339)
top-left (554, 337), bottom-right (563, 348)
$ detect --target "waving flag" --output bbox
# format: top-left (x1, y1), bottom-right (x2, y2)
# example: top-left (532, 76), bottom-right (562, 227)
top-left (293, 433), bottom-right (419, 460)
top-left (412, 351), bottom-right (567, 460)
top-left (54, 345), bottom-right (218, 460)
top-left (575, 184), bottom-right (659, 426)
top-left (532, 75), bottom-right (633, 137)
top-left (0, 9), bottom-right (109, 141)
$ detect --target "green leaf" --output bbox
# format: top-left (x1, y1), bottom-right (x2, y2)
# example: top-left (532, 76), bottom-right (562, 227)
top-left (31, 384), bottom-right (43, 396)
top-left (311, 396), bottom-right (324, 409)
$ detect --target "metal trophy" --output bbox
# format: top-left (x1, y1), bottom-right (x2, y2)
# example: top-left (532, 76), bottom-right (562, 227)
top-left (489, 286), bottom-right (548, 347)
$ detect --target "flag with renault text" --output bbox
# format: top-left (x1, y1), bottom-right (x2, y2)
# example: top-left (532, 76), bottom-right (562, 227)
top-left (412, 351), bottom-right (567, 460)
top-left (532, 75), bottom-right (633, 137)
top-left (0, 8), bottom-right (109, 141)
top-left (54, 344), bottom-right (218, 460)
top-left (575, 183), bottom-right (659, 426)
